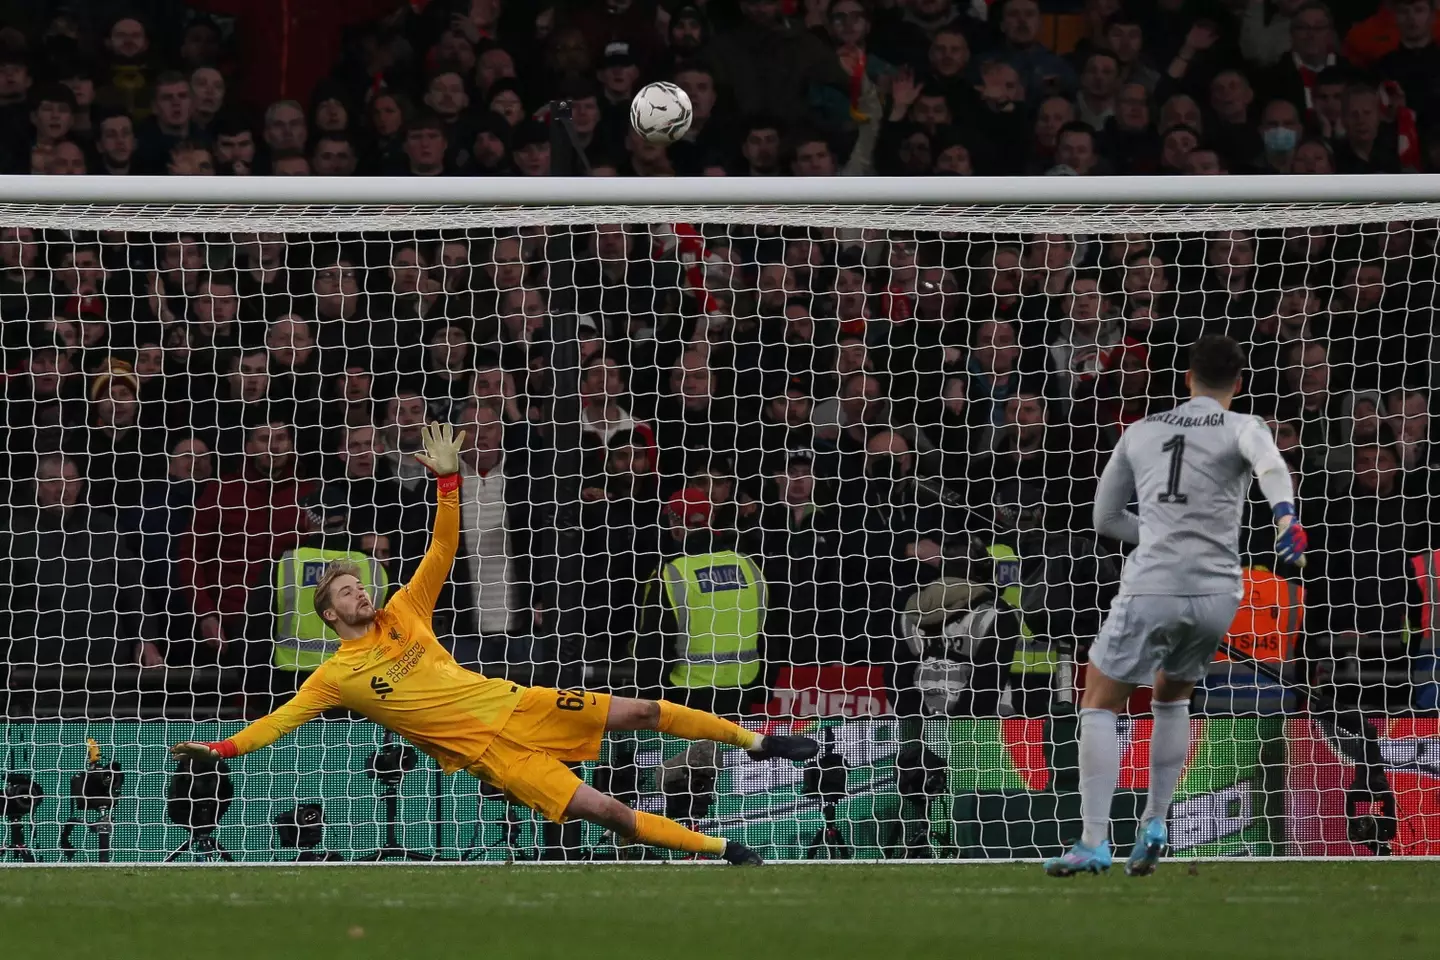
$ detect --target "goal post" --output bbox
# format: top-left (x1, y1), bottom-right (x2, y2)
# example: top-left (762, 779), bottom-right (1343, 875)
top-left (1, 174), bottom-right (1439, 863)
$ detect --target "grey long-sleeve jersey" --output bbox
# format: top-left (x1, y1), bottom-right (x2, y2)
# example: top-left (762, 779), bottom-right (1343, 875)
top-left (1093, 396), bottom-right (1296, 598)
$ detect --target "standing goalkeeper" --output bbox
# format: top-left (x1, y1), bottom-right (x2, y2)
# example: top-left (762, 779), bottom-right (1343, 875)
top-left (173, 422), bottom-right (816, 864)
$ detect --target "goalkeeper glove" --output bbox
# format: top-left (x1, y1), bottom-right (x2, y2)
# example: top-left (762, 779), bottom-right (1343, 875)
top-left (1274, 503), bottom-right (1308, 565)
top-left (413, 421), bottom-right (466, 478)
top-left (171, 741), bottom-right (235, 761)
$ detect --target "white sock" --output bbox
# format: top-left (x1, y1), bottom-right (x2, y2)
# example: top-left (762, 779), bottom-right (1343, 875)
top-left (1143, 699), bottom-right (1191, 824)
top-left (1079, 707), bottom-right (1119, 849)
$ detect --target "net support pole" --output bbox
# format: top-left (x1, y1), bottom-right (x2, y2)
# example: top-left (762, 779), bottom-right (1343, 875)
top-left (546, 100), bottom-right (586, 695)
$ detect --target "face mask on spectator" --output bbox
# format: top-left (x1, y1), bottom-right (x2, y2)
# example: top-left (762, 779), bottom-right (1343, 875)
top-left (1263, 127), bottom-right (1297, 154)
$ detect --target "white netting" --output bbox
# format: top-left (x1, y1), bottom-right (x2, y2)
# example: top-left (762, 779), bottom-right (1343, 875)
top-left (1, 195), bottom-right (1437, 862)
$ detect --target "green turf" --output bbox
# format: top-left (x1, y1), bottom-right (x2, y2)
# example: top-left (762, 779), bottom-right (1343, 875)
top-left (1, 862), bottom-right (1434, 960)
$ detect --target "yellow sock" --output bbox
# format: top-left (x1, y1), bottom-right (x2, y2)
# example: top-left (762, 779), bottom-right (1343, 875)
top-left (657, 700), bottom-right (763, 751)
top-left (631, 811), bottom-right (726, 856)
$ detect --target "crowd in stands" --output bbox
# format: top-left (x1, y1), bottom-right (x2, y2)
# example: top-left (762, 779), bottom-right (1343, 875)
top-left (1, 0), bottom-right (1438, 718)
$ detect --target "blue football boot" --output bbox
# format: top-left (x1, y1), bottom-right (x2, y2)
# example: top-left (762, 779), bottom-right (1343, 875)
top-left (1125, 818), bottom-right (1168, 877)
top-left (1043, 840), bottom-right (1113, 877)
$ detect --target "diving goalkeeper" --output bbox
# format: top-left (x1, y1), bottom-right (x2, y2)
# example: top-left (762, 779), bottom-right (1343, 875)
top-left (172, 422), bottom-right (816, 864)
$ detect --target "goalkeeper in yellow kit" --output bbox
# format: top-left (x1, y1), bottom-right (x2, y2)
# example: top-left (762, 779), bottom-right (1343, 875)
top-left (173, 423), bottom-right (817, 864)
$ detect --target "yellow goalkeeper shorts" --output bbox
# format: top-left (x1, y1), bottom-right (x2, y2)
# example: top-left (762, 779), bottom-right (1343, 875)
top-left (469, 686), bottom-right (611, 823)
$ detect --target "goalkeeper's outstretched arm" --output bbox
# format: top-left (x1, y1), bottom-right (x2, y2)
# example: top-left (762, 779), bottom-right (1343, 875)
top-left (392, 421), bottom-right (465, 620)
top-left (171, 669), bottom-right (342, 761)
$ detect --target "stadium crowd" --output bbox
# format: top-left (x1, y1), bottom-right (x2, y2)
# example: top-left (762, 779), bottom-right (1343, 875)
top-left (1, 0), bottom-right (1438, 718)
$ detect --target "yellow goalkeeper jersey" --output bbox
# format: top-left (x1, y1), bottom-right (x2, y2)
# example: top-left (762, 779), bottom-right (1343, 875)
top-left (219, 481), bottom-right (525, 773)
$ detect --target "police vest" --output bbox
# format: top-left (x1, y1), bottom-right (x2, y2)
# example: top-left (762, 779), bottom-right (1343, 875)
top-left (273, 547), bottom-right (389, 673)
top-left (660, 551), bottom-right (765, 690)
top-left (989, 544), bottom-right (1056, 675)
top-left (1218, 567), bottom-right (1303, 663)
top-left (1411, 550), bottom-right (1440, 642)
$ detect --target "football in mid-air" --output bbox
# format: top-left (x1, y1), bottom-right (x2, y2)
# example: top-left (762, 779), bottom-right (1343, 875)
top-left (630, 82), bottom-right (693, 144)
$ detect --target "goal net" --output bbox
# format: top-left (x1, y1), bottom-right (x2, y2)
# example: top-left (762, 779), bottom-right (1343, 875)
top-left (2, 176), bottom-right (1439, 863)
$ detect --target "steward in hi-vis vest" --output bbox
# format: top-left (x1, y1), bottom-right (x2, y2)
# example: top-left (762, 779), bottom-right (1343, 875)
top-left (272, 546), bottom-right (389, 673)
top-left (635, 487), bottom-right (767, 717)
top-left (1217, 566), bottom-right (1303, 663)
top-left (245, 538), bottom-right (390, 703)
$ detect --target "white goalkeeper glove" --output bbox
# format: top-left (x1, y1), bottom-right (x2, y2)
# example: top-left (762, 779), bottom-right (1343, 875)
top-left (413, 421), bottom-right (466, 477)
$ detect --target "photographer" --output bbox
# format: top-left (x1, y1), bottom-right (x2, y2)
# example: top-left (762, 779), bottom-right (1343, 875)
top-left (0, 453), bottom-right (164, 668)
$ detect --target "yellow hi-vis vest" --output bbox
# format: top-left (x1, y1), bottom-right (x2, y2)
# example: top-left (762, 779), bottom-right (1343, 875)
top-left (273, 547), bottom-right (389, 672)
top-left (661, 551), bottom-right (765, 689)
top-left (989, 543), bottom-right (1056, 675)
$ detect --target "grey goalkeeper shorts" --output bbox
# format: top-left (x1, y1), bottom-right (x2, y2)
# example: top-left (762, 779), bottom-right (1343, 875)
top-left (1087, 591), bottom-right (1241, 686)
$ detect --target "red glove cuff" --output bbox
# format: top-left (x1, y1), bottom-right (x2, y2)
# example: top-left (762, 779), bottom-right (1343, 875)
top-left (436, 473), bottom-right (461, 495)
top-left (206, 740), bottom-right (238, 759)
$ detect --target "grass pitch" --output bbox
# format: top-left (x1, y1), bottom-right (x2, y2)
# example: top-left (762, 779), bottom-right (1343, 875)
top-left (1, 861), bottom-right (1434, 960)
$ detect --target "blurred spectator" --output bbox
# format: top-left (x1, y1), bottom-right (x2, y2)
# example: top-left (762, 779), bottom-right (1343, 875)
top-left (581, 356), bottom-right (651, 466)
top-left (183, 0), bottom-right (410, 112)
top-left (312, 133), bottom-right (359, 176)
top-left (1076, 50), bottom-right (1120, 130)
top-left (1259, 4), bottom-right (1339, 114)
top-left (424, 324), bottom-right (477, 424)
top-left (580, 430), bottom-right (663, 670)
top-left (213, 114), bottom-right (257, 175)
top-left (1333, 80), bottom-right (1402, 172)
top-left (1310, 440), bottom-right (1431, 708)
top-left (449, 401), bottom-right (540, 680)
top-left (190, 67), bottom-right (226, 136)
top-left (1345, 0), bottom-right (1440, 68)
top-left (379, 390), bottom-right (431, 488)
top-left (314, 422), bottom-right (428, 577)
top-left (1048, 273), bottom-right (1122, 403)
top-left (997, 0), bottom-right (1077, 99)
top-left (3, 342), bottom-right (82, 485)
top-left (708, 0), bottom-right (838, 125)
top-left (1255, 97), bottom-right (1306, 172)
top-left (135, 71), bottom-right (197, 174)
top-left (746, 449), bottom-right (844, 668)
top-left (968, 319), bottom-right (1023, 429)
top-left (100, 14), bottom-right (156, 121)
top-left (178, 420), bottom-right (316, 658)
top-left (1107, 10), bottom-right (1161, 92)
top-left (120, 436), bottom-right (215, 623)
top-left (972, 389), bottom-right (1098, 534)
top-left (0, 226), bottom-right (41, 339)
top-left (83, 358), bottom-right (157, 510)
top-left (839, 427), bottom-right (962, 668)
top-left (31, 84), bottom-right (76, 150)
top-left (0, 453), bottom-right (164, 667)
top-left (654, 346), bottom-right (740, 483)
top-left (1242, 0), bottom-right (1307, 66)
top-left (1385, 387), bottom-right (1437, 476)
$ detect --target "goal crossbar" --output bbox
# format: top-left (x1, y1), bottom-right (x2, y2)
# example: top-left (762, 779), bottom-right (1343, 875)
top-left (4, 174), bottom-right (1440, 235)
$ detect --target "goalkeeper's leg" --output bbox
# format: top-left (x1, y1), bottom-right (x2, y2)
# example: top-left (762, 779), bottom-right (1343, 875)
top-left (605, 697), bottom-right (819, 762)
top-left (564, 784), bottom-right (762, 865)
